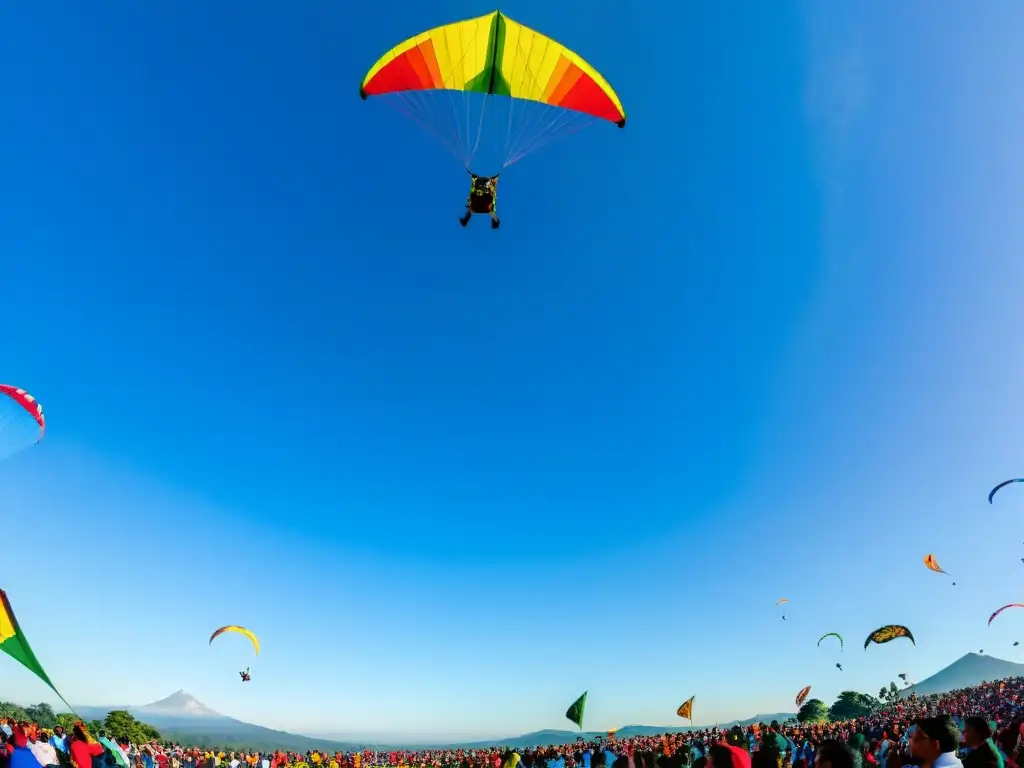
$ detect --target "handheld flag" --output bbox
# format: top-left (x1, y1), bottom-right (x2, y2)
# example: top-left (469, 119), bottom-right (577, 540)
top-left (0, 590), bottom-right (73, 711)
top-left (565, 691), bottom-right (587, 731)
top-left (677, 695), bottom-right (694, 721)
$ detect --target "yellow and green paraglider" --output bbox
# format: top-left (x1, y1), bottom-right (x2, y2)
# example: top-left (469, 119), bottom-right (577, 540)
top-left (209, 626), bottom-right (259, 682)
top-left (864, 625), bottom-right (915, 649)
top-left (359, 11), bottom-right (626, 229)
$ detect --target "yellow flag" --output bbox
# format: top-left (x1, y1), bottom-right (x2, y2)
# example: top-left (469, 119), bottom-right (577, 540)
top-left (677, 695), bottom-right (694, 720)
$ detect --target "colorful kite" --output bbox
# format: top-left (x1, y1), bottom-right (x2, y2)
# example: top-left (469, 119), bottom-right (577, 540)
top-left (795, 685), bottom-right (812, 708)
top-left (565, 691), bottom-right (587, 731)
top-left (677, 695), bottom-right (694, 721)
top-left (864, 625), bottom-right (916, 649)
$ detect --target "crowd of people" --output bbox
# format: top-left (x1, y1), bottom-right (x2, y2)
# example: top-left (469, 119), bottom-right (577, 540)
top-left (4, 678), bottom-right (1024, 768)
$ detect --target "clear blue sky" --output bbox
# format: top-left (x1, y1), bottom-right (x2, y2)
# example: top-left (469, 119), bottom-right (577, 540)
top-left (1, 0), bottom-right (1023, 743)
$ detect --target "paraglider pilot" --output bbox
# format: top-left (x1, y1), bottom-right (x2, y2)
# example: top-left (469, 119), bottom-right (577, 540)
top-left (460, 171), bottom-right (500, 229)
top-left (240, 667), bottom-right (251, 682)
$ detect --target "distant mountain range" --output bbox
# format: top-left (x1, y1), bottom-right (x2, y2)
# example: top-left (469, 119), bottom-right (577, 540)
top-left (73, 692), bottom-right (793, 751)
top-left (900, 652), bottom-right (1024, 697)
top-left (72, 653), bottom-right (1024, 752)
top-left (367, 716), bottom-right (799, 751)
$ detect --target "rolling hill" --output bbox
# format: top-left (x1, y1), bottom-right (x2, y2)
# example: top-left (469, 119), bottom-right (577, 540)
top-left (74, 692), bottom-right (794, 750)
top-left (900, 652), bottom-right (1024, 697)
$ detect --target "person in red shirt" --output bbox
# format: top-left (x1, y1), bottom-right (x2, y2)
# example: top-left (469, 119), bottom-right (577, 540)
top-left (67, 724), bottom-right (103, 768)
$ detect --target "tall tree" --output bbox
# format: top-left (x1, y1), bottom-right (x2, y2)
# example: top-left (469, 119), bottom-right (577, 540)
top-left (829, 691), bottom-right (882, 720)
top-left (104, 711), bottom-right (162, 744)
top-left (797, 699), bottom-right (830, 723)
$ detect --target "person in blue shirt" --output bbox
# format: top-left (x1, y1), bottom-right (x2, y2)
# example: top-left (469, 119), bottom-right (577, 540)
top-left (47, 728), bottom-right (67, 756)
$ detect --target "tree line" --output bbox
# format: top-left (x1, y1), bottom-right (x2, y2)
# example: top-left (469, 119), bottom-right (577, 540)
top-left (796, 681), bottom-right (906, 723)
top-left (0, 701), bottom-right (162, 746)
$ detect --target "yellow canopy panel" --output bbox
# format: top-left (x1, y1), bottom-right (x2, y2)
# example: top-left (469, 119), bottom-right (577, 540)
top-left (209, 625), bottom-right (260, 655)
top-left (360, 11), bottom-right (626, 127)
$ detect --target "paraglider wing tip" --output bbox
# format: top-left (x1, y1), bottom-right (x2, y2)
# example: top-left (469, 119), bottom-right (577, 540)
top-left (360, 87), bottom-right (368, 100)
top-left (617, 118), bottom-right (626, 128)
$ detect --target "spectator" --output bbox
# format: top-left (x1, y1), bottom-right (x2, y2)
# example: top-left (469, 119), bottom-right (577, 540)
top-left (49, 731), bottom-right (66, 756)
top-left (815, 741), bottom-right (861, 768)
top-left (67, 725), bottom-right (102, 768)
top-left (910, 718), bottom-right (963, 768)
top-left (28, 731), bottom-right (58, 768)
top-left (962, 719), bottom-right (1000, 768)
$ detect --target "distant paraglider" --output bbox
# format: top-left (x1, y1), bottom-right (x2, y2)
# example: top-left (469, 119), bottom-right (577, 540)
top-left (988, 604), bottom-right (1024, 626)
top-left (817, 632), bottom-right (844, 652)
top-left (864, 625), bottom-right (916, 649)
top-left (777, 598), bottom-right (789, 620)
top-left (209, 625), bottom-right (259, 682)
top-left (989, 479), bottom-right (1024, 504)
top-left (209, 625), bottom-right (260, 654)
top-left (923, 554), bottom-right (955, 585)
top-left (795, 685), bottom-right (812, 708)
top-left (0, 385), bottom-right (45, 462)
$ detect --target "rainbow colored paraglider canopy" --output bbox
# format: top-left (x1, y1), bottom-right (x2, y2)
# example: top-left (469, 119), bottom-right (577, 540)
top-left (360, 11), bottom-right (626, 127)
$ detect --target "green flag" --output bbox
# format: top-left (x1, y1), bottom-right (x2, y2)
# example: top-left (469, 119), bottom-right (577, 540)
top-left (0, 589), bottom-right (72, 710)
top-left (566, 691), bottom-right (587, 731)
